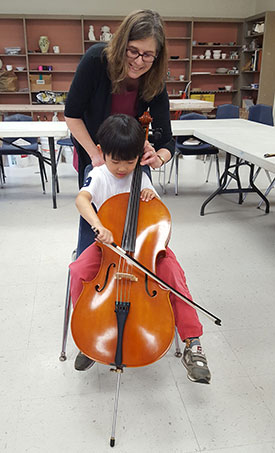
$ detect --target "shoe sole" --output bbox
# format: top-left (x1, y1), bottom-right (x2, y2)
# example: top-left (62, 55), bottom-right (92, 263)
top-left (182, 359), bottom-right (210, 384)
top-left (75, 360), bottom-right (96, 371)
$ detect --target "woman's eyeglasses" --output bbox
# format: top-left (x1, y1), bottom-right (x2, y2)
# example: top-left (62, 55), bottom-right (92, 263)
top-left (126, 48), bottom-right (157, 63)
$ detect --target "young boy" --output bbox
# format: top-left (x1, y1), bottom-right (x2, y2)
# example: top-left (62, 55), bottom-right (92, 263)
top-left (70, 114), bottom-right (211, 384)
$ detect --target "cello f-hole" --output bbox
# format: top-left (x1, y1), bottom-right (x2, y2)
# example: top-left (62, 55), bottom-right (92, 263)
top-left (95, 262), bottom-right (116, 292)
top-left (145, 274), bottom-right (157, 298)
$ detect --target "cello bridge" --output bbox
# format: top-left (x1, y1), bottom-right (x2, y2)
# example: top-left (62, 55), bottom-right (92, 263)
top-left (115, 273), bottom-right (138, 282)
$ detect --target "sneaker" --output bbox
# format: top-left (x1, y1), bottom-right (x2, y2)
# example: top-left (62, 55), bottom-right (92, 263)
top-left (74, 351), bottom-right (95, 371)
top-left (182, 339), bottom-right (211, 384)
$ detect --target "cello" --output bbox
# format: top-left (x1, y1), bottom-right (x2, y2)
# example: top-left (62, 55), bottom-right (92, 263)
top-left (70, 112), bottom-right (221, 446)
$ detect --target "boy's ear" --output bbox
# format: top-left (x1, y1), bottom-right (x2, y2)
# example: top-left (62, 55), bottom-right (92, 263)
top-left (97, 144), bottom-right (106, 160)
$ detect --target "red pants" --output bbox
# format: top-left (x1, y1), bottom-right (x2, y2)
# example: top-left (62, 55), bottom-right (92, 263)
top-left (69, 244), bottom-right (203, 341)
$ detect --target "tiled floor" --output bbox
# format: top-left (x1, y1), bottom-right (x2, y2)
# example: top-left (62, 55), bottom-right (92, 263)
top-left (1, 157), bottom-right (275, 452)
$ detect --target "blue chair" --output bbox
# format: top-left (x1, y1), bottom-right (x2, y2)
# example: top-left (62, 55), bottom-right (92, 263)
top-left (56, 137), bottom-right (74, 165)
top-left (216, 104), bottom-right (239, 119)
top-left (247, 104), bottom-right (274, 208)
top-left (169, 113), bottom-right (220, 195)
top-left (248, 104), bottom-right (273, 126)
top-left (0, 114), bottom-right (47, 193)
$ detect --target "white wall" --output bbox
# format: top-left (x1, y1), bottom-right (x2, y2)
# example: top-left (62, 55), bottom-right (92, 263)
top-left (255, 0), bottom-right (275, 15)
top-left (1, 0), bottom-right (258, 18)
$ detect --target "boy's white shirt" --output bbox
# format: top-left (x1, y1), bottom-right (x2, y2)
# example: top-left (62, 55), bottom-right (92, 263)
top-left (80, 164), bottom-right (158, 211)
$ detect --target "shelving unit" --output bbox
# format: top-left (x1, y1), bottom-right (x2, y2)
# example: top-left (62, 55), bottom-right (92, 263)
top-left (164, 21), bottom-right (192, 99)
top-left (190, 20), bottom-right (243, 107)
top-left (1, 13), bottom-right (275, 117)
top-left (241, 12), bottom-right (275, 106)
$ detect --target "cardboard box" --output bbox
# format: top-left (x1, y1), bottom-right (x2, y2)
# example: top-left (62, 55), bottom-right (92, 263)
top-left (190, 94), bottom-right (215, 103)
top-left (29, 74), bottom-right (52, 92)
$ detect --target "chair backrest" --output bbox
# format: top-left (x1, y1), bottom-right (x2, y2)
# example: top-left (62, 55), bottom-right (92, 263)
top-left (176, 113), bottom-right (207, 146)
top-left (216, 104), bottom-right (239, 119)
top-left (76, 164), bottom-right (95, 257)
top-left (248, 104), bottom-right (274, 126)
top-left (3, 113), bottom-right (37, 145)
top-left (179, 112), bottom-right (207, 121)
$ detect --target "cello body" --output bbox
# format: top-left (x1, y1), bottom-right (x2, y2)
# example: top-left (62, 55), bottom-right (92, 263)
top-left (71, 192), bottom-right (175, 367)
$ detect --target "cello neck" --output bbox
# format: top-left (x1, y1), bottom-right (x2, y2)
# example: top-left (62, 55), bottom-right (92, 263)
top-left (121, 111), bottom-right (152, 252)
top-left (121, 161), bottom-right (142, 252)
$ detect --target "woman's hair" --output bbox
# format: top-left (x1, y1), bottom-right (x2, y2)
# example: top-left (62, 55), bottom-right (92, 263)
top-left (104, 9), bottom-right (167, 102)
top-left (96, 114), bottom-right (145, 161)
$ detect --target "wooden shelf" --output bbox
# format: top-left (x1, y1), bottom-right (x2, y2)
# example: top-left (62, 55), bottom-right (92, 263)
top-left (192, 44), bottom-right (242, 48)
top-left (243, 48), bottom-right (262, 53)
top-left (191, 90), bottom-right (237, 94)
top-left (192, 58), bottom-right (239, 61)
top-left (168, 58), bottom-right (189, 62)
top-left (0, 53), bottom-right (27, 57)
top-left (241, 87), bottom-right (259, 91)
top-left (166, 80), bottom-right (189, 83)
top-left (192, 73), bottom-right (239, 76)
top-left (166, 37), bottom-right (191, 40)
top-left (245, 33), bottom-right (264, 38)
top-left (0, 91), bottom-right (29, 94)
top-left (28, 52), bottom-right (83, 56)
top-left (29, 70), bottom-right (76, 73)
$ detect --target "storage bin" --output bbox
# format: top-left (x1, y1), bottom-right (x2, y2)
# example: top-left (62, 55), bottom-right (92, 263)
top-left (29, 74), bottom-right (52, 92)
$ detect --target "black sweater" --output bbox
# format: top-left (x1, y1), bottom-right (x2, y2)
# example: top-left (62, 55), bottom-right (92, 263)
top-left (65, 43), bottom-right (175, 185)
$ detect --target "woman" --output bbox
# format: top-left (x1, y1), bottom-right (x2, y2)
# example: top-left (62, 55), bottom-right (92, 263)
top-left (65, 9), bottom-right (173, 187)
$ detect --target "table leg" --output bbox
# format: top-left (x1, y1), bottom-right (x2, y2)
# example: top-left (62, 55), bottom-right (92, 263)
top-left (200, 153), bottom-right (270, 216)
top-left (48, 136), bottom-right (59, 209)
top-left (248, 163), bottom-right (269, 213)
top-left (200, 152), bottom-right (230, 216)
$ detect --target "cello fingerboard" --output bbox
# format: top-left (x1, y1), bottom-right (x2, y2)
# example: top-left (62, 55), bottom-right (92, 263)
top-left (121, 161), bottom-right (142, 252)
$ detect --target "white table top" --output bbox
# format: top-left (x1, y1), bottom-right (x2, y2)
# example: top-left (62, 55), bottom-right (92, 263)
top-left (171, 118), bottom-right (275, 174)
top-left (0, 100), bottom-right (213, 115)
top-left (0, 121), bottom-right (68, 138)
top-left (169, 99), bottom-right (214, 112)
top-left (0, 104), bottom-right (65, 113)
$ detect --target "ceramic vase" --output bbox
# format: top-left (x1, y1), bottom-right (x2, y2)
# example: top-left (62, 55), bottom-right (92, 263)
top-left (39, 36), bottom-right (50, 54)
top-left (88, 25), bottom-right (96, 41)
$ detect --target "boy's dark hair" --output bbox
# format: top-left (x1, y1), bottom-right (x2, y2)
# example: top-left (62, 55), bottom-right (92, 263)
top-left (96, 114), bottom-right (145, 161)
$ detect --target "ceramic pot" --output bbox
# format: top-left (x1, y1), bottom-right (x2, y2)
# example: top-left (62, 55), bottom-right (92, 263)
top-left (39, 36), bottom-right (50, 53)
top-left (88, 25), bottom-right (96, 41)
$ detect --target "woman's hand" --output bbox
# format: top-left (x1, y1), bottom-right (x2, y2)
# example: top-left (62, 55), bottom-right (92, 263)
top-left (140, 188), bottom-right (156, 202)
top-left (140, 140), bottom-right (162, 169)
top-left (91, 152), bottom-right (105, 167)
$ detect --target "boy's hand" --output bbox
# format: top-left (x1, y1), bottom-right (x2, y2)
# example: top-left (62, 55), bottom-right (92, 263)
top-left (140, 188), bottom-right (156, 202)
top-left (95, 225), bottom-right (114, 244)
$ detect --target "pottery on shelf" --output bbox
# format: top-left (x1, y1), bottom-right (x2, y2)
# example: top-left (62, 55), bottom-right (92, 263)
top-left (39, 36), bottom-right (50, 53)
top-left (88, 25), bottom-right (96, 41)
top-left (100, 25), bottom-right (112, 42)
